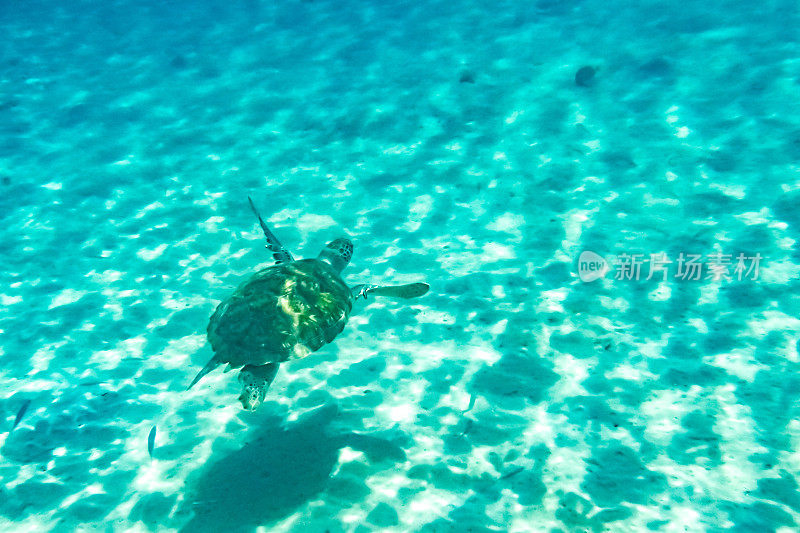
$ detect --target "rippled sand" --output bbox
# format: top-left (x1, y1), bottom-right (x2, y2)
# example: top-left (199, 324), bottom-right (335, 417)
top-left (1, 0), bottom-right (799, 531)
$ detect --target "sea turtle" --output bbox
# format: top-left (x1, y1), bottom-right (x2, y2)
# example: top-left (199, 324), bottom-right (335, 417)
top-left (188, 197), bottom-right (430, 410)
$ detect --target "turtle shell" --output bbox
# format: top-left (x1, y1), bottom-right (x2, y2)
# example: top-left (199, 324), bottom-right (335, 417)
top-left (207, 258), bottom-right (353, 368)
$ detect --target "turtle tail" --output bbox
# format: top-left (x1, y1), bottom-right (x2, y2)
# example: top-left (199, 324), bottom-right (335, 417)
top-left (187, 356), bottom-right (222, 390)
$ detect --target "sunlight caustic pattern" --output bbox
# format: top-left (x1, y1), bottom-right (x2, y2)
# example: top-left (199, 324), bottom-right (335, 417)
top-left (2, 0), bottom-right (800, 531)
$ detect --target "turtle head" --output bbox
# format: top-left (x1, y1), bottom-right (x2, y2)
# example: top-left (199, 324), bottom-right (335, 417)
top-left (318, 237), bottom-right (353, 273)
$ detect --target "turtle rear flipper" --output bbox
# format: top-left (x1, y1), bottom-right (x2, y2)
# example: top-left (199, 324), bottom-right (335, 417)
top-left (187, 356), bottom-right (223, 390)
top-left (352, 282), bottom-right (429, 301)
top-left (238, 363), bottom-right (280, 410)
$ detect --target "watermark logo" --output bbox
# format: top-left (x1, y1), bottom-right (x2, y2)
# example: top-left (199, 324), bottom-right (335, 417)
top-left (578, 250), bottom-right (610, 282)
top-left (577, 251), bottom-right (762, 282)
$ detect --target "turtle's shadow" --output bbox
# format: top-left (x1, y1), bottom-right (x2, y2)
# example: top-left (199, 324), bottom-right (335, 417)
top-left (178, 404), bottom-right (338, 532)
top-left (178, 403), bottom-right (403, 532)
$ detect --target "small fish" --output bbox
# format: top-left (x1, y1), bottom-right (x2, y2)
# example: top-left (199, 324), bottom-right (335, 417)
top-left (575, 65), bottom-right (596, 87)
top-left (500, 466), bottom-right (524, 480)
top-left (12, 399), bottom-right (31, 430)
top-left (147, 426), bottom-right (157, 459)
top-left (464, 393), bottom-right (476, 413)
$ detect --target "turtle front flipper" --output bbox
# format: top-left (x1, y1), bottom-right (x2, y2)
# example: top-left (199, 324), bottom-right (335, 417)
top-left (248, 196), bottom-right (294, 264)
top-left (352, 282), bottom-right (430, 301)
top-left (187, 355), bottom-right (223, 390)
top-left (238, 363), bottom-right (280, 410)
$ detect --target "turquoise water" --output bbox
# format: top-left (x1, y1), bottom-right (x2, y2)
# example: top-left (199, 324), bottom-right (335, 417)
top-left (1, 0), bottom-right (799, 531)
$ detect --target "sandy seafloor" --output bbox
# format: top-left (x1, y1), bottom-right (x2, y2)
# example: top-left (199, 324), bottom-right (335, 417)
top-left (1, 0), bottom-right (800, 531)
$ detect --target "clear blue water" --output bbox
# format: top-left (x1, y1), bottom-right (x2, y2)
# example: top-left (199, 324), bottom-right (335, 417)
top-left (1, 0), bottom-right (799, 531)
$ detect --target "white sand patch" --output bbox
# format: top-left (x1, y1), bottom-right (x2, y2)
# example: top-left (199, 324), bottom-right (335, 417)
top-left (491, 285), bottom-right (506, 298)
top-left (297, 213), bottom-right (337, 232)
top-left (638, 336), bottom-right (671, 359)
top-left (0, 518), bottom-right (53, 532)
top-left (542, 444), bottom-right (591, 497)
top-left (687, 317), bottom-right (709, 334)
top-left (88, 337), bottom-right (145, 371)
top-left (416, 310), bottom-right (456, 325)
top-left (198, 216), bottom-right (226, 234)
top-left (639, 389), bottom-right (695, 446)
top-left (456, 199), bottom-right (487, 218)
top-left (713, 386), bottom-right (768, 499)
top-left (705, 349), bottom-right (764, 382)
top-left (159, 289), bottom-right (209, 311)
top-left (159, 335), bottom-right (207, 370)
top-left (402, 194), bottom-right (433, 233)
top-left (29, 341), bottom-right (65, 373)
top-left (605, 362), bottom-right (657, 383)
top-left (48, 288), bottom-right (86, 309)
top-left (643, 193), bottom-right (680, 207)
top-left (536, 288), bottom-right (567, 313)
top-left (760, 259), bottom-right (800, 283)
top-left (559, 208), bottom-right (598, 257)
top-left (381, 402), bottom-right (417, 424)
top-left (408, 488), bottom-right (458, 516)
top-left (747, 310), bottom-right (800, 339)
top-left (487, 212), bottom-right (525, 239)
top-left (377, 244), bottom-right (401, 260)
top-left (550, 354), bottom-right (591, 399)
top-left (490, 318), bottom-right (508, 335)
top-left (0, 294), bottom-right (22, 305)
top-left (648, 282), bottom-right (671, 301)
top-left (710, 182), bottom-right (747, 199)
top-left (482, 242), bottom-right (516, 261)
top-left (86, 269), bottom-right (124, 284)
top-left (583, 139), bottom-right (601, 151)
top-left (178, 243), bottom-right (234, 272)
top-left (696, 282), bottom-right (720, 305)
top-left (136, 243), bottom-right (168, 261)
top-left (382, 142), bottom-right (421, 155)
top-left (134, 201), bottom-right (164, 219)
